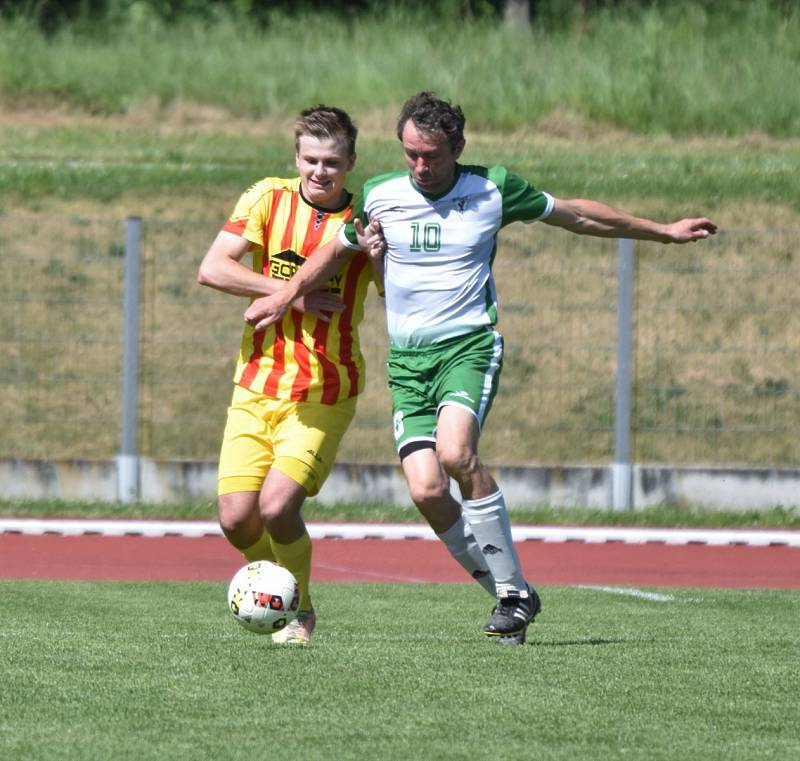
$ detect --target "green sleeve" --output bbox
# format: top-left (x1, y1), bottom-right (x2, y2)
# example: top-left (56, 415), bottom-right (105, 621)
top-left (342, 170), bottom-right (406, 245)
top-left (342, 192), bottom-right (366, 246)
top-left (487, 165), bottom-right (551, 227)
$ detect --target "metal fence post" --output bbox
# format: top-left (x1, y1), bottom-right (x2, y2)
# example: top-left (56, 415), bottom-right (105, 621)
top-left (612, 238), bottom-right (635, 511)
top-left (117, 216), bottom-right (142, 503)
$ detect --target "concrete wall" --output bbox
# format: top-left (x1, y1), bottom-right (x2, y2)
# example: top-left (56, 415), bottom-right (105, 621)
top-left (1, 458), bottom-right (798, 510)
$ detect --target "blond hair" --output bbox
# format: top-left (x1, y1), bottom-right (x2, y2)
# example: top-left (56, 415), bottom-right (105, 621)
top-left (294, 105), bottom-right (358, 156)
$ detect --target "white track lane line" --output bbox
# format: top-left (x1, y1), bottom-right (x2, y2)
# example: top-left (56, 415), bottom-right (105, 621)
top-left (1, 519), bottom-right (798, 547)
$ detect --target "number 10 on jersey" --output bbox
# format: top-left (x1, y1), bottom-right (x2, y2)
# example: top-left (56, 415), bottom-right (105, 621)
top-left (410, 222), bottom-right (441, 253)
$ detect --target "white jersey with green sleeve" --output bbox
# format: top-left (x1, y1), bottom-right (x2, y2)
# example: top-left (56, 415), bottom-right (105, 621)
top-left (339, 164), bottom-right (554, 348)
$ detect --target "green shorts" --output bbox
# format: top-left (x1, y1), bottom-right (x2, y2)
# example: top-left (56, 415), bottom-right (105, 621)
top-left (387, 329), bottom-right (504, 458)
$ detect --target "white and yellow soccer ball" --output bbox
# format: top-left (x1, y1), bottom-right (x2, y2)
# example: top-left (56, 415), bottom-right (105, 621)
top-left (227, 561), bottom-right (299, 634)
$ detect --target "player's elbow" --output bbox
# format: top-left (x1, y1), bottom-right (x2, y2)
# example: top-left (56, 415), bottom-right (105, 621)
top-left (196, 260), bottom-right (216, 288)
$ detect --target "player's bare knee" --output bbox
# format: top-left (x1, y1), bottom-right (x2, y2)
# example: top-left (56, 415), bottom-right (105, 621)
top-left (218, 511), bottom-right (247, 538)
top-left (437, 445), bottom-right (479, 481)
top-left (407, 474), bottom-right (450, 508)
top-left (219, 496), bottom-right (252, 531)
top-left (217, 496), bottom-right (262, 547)
top-left (258, 493), bottom-right (288, 523)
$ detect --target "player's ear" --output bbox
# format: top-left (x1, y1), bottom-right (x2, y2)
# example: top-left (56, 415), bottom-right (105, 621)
top-left (453, 140), bottom-right (465, 160)
top-left (295, 152), bottom-right (301, 171)
top-left (347, 152), bottom-right (356, 171)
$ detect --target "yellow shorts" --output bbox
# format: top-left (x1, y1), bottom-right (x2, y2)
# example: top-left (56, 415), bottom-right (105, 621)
top-left (217, 385), bottom-right (357, 497)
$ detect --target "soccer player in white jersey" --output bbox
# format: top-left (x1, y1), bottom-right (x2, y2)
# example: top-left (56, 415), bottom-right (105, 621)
top-left (244, 92), bottom-right (717, 645)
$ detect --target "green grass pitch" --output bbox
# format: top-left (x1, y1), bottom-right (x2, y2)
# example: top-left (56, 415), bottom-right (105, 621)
top-left (1, 581), bottom-right (798, 761)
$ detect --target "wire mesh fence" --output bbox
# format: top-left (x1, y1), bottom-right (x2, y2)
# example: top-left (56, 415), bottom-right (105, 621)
top-left (1, 213), bottom-right (798, 468)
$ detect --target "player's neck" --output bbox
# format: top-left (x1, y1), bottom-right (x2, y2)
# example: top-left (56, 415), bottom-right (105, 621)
top-left (411, 164), bottom-right (460, 199)
top-left (299, 185), bottom-right (352, 213)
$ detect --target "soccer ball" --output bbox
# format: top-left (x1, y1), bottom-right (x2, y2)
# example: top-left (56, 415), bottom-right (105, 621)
top-left (227, 561), bottom-right (299, 634)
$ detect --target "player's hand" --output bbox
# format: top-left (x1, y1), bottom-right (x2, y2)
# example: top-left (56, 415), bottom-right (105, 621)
top-left (664, 218), bottom-right (718, 243)
top-left (354, 217), bottom-right (385, 259)
top-left (244, 293), bottom-right (290, 331)
top-left (292, 290), bottom-right (345, 321)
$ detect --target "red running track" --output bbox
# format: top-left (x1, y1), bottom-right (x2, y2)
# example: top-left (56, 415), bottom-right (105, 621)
top-left (2, 534), bottom-right (799, 589)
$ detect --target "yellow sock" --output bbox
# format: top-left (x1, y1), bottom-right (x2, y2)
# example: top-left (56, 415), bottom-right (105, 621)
top-left (271, 531), bottom-right (313, 611)
top-left (240, 529), bottom-right (277, 563)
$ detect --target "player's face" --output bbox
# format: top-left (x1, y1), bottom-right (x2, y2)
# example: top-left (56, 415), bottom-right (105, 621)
top-left (401, 120), bottom-right (464, 195)
top-left (296, 135), bottom-right (355, 209)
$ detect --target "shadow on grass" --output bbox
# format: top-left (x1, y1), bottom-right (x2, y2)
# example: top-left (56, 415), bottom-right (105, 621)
top-left (530, 636), bottom-right (654, 648)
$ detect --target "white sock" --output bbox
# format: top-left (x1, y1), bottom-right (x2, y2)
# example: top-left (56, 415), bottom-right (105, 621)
top-left (462, 490), bottom-right (526, 596)
top-left (437, 514), bottom-right (496, 596)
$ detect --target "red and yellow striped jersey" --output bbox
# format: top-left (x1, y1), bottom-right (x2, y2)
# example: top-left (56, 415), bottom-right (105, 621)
top-left (222, 176), bottom-right (375, 404)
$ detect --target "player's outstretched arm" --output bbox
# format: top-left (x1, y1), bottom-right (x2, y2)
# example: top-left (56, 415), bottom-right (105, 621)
top-left (660, 217), bottom-right (718, 243)
top-left (544, 198), bottom-right (717, 244)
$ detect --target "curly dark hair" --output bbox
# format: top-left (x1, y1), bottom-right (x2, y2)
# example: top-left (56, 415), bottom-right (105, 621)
top-left (294, 105), bottom-right (358, 156)
top-left (396, 92), bottom-right (465, 150)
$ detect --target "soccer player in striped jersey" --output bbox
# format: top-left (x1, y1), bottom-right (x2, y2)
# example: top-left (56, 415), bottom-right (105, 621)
top-left (197, 105), bottom-right (383, 645)
top-left (244, 93), bottom-right (717, 645)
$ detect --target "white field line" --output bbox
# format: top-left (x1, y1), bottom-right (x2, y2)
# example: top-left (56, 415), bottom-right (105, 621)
top-left (576, 585), bottom-right (677, 602)
top-left (1, 519), bottom-right (799, 547)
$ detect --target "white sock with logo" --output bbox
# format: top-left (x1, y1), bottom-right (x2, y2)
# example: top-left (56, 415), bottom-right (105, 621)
top-left (437, 514), bottom-right (496, 596)
top-left (462, 490), bottom-right (526, 597)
